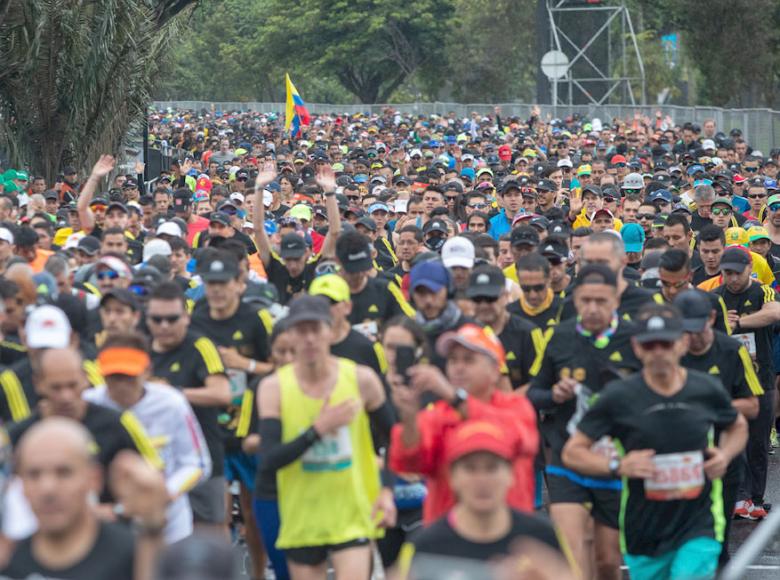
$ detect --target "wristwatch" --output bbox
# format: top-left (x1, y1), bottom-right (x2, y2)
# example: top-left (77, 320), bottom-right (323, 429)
top-left (449, 388), bottom-right (468, 410)
top-left (608, 458), bottom-right (621, 478)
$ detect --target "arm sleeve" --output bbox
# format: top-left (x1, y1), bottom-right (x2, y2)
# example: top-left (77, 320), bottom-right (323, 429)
top-left (367, 399), bottom-right (396, 450)
top-left (166, 397), bottom-right (212, 494)
top-left (258, 417), bottom-right (317, 473)
top-left (573, 386), bottom-right (618, 442)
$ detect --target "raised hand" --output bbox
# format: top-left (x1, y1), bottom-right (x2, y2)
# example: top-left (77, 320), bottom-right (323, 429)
top-left (315, 163), bottom-right (337, 193)
top-left (254, 161), bottom-right (277, 191)
top-left (90, 155), bottom-right (115, 179)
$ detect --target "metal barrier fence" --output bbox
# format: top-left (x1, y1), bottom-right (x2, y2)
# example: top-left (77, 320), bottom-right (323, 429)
top-left (151, 101), bottom-right (780, 155)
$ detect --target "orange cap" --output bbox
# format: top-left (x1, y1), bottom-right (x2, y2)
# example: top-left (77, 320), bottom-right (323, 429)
top-left (436, 323), bottom-right (506, 366)
top-left (98, 347), bottom-right (150, 377)
top-left (445, 420), bottom-right (515, 465)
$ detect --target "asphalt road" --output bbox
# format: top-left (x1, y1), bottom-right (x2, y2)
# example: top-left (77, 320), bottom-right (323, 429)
top-left (726, 451), bottom-right (780, 579)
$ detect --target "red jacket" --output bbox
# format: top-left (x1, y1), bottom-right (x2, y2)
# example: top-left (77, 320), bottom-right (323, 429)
top-left (389, 390), bottom-right (538, 524)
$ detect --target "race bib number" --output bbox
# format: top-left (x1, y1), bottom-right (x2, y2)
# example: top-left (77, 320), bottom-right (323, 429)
top-left (644, 451), bottom-right (704, 501)
top-left (301, 426), bottom-right (353, 472)
top-left (353, 321), bottom-right (379, 341)
top-left (226, 369), bottom-right (248, 404)
top-left (733, 332), bottom-right (757, 357)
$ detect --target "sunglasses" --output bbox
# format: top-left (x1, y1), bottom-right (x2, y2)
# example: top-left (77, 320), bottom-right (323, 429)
top-left (747, 193), bottom-right (767, 199)
top-left (148, 313), bottom-right (181, 325)
top-left (129, 285), bottom-right (149, 297)
top-left (743, 167), bottom-right (759, 173)
top-left (520, 283), bottom-right (547, 294)
top-left (637, 213), bottom-right (655, 220)
top-left (91, 204), bottom-right (107, 212)
top-left (97, 270), bottom-right (120, 281)
top-left (711, 207), bottom-right (731, 216)
top-left (613, 163), bottom-right (627, 168)
top-left (769, 203), bottom-right (780, 212)
top-left (471, 295), bottom-right (499, 304)
top-left (469, 203), bottom-right (488, 209)
top-left (660, 279), bottom-right (688, 289)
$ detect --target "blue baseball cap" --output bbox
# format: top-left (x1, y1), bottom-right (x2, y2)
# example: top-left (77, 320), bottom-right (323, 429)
top-left (647, 189), bottom-right (673, 204)
top-left (621, 223), bottom-right (646, 253)
top-left (686, 164), bottom-right (705, 175)
top-left (410, 260), bottom-right (450, 293)
top-left (368, 202), bottom-right (390, 214)
top-left (461, 167), bottom-right (476, 181)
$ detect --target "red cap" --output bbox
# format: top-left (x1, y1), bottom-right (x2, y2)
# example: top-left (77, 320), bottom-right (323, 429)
top-left (610, 154), bottom-right (627, 165)
top-left (733, 174), bottom-right (746, 184)
top-left (592, 208), bottom-right (615, 220)
top-left (445, 420), bottom-right (515, 465)
top-left (436, 323), bottom-right (506, 366)
top-left (498, 144), bottom-right (513, 161)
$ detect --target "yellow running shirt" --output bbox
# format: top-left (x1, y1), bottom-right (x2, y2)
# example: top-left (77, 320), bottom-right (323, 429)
top-left (276, 358), bottom-right (381, 549)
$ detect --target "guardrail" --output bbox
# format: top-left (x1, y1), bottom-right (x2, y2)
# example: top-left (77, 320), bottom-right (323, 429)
top-left (151, 101), bottom-right (780, 153)
top-left (720, 507), bottom-right (780, 580)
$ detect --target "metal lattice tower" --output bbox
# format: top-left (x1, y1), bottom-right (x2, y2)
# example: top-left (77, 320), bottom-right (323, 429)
top-left (546, 0), bottom-right (645, 106)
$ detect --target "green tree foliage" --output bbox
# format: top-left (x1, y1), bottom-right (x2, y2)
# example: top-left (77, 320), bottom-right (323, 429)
top-left (444, 0), bottom-right (536, 102)
top-left (0, 0), bottom-right (196, 180)
top-left (258, 0), bottom-right (455, 104)
top-left (673, 0), bottom-right (778, 107)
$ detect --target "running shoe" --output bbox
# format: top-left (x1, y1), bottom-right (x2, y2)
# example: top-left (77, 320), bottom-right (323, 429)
top-left (751, 503), bottom-right (769, 520)
top-left (734, 499), bottom-right (754, 519)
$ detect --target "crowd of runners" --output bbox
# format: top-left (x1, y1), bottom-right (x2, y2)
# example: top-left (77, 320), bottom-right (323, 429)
top-left (0, 106), bottom-right (777, 579)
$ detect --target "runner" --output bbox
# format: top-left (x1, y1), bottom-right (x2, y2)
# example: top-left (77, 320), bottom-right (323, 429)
top-left (86, 331), bottom-right (212, 544)
top-left (257, 295), bottom-right (395, 579)
top-left (562, 303), bottom-right (748, 580)
top-left (528, 263), bottom-right (641, 580)
top-left (397, 419), bottom-right (572, 579)
top-left (389, 322), bottom-right (538, 523)
top-left (1, 419), bottom-right (168, 580)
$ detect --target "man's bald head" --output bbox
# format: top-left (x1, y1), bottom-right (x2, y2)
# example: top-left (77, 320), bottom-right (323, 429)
top-left (17, 417), bottom-right (100, 535)
top-left (33, 348), bottom-right (88, 419)
top-left (17, 417), bottom-right (95, 470)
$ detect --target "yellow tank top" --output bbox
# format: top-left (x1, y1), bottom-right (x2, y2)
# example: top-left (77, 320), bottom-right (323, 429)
top-left (276, 358), bottom-right (381, 549)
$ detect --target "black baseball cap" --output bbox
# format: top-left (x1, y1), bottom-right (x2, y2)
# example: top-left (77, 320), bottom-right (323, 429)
top-left (500, 180), bottom-right (522, 195)
top-left (355, 216), bottom-right (377, 232)
top-left (465, 265), bottom-right (505, 299)
top-left (510, 225), bottom-right (539, 248)
top-left (581, 184), bottom-right (603, 197)
top-left (89, 196), bottom-right (110, 207)
top-left (634, 307), bottom-right (684, 344)
top-left (100, 288), bottom-right (141, 312)
top-left (43, 190), bottom-right (58, 201)
top-left (540, 239), bottom-right (568, 262)
top-left (122, 178), bottom-right (138, 189)
top-left (673, 289), bottom-right (713, 333)
top-left (208, 211), bottom-right (231, 226)
top-left (76, 235), bottom-right (100, 256)
top-left (279, 233), bottom-right (307, 259)
top-left (106, 201), bottom-right (128, 214)
top-left (721, 247), bottom-right (752, 273)
top-left (285, 295), bottom-right (332, 327)
top-left (336, 239), bottom-right (373, 273)
top-left (200, 255), bottom-right (239, 282)
top-left (424, 219), bottom-right (448, 235)
top-left (536, 179), bottom-right (556, 192)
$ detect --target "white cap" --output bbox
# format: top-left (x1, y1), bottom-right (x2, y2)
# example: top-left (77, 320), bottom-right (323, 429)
top-left (0, 228), bottom-right (14, 245)
top-left (143, 238), bottom-right (172, 262)
top-left (230, 192), bottom-right (245, 204)
top-left (557, 158), bottom-right (573, 168)
top-left (263, 190), bottom-right (273, 207)
top-left (410, 148), bottom-right (423, 158)
top-left (701, 139), bottom-right (716, 151)
top-left (461, 153), bottom-right (475, 162)
top-left (441, 236), bottom-right (475, 269)
top-left (25, 305), bottom-right (71, 349)
top-left (242, 221), bottom-right (255, 230)
top-left (156, 221), bottom-right (182, 237)
top-left (622, 172), bottom-right (645, 189)
top-left (63, 232), bottom-right (84, 250)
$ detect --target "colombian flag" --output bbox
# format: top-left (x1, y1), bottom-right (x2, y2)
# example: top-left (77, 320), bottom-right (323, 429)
top-left (285, 73), bottom-right (310, 138)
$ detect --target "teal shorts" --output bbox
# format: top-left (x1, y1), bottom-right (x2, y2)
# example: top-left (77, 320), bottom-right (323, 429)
top-left (624, 536), bottom-right (721, 580)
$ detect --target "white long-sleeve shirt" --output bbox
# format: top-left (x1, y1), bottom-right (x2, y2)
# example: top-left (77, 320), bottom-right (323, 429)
top-left (84, 382), bottom-right (211, 543)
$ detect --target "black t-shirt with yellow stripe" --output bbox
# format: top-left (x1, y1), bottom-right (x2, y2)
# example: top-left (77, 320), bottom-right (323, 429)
top-left (150, 330), bottom-right (227, 475)
top-left (9, 402), bottom-right (161, 502)
top-left (496, 314), bottom-right (545, 389)
top-left (190, 300), bottom-right (272, 454)
top-left (348, 276), bottom-right (415, 327)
